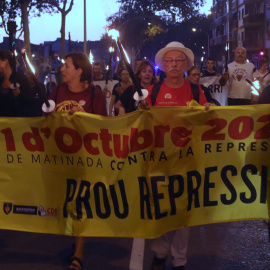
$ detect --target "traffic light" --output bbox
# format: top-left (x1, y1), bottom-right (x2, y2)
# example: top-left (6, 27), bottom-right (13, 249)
top-left (259, 51), bottom-right (265, 57)
top-left (7, 21), bottom-right (17, 51)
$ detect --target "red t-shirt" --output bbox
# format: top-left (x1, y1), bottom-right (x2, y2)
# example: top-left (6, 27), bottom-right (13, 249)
top-left (49, 83), bottom-right (107, 116)
top-left (146, 80), bottom-right (207, 106)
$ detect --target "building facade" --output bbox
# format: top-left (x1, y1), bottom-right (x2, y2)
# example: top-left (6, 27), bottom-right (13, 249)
top-left (210, 0), bottom-right (268, 69)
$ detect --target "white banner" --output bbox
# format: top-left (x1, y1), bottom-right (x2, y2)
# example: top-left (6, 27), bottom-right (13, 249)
top-left (93, 80), bottom-right (118, 115)
top-left (200, 76), bottom-right (229, 106)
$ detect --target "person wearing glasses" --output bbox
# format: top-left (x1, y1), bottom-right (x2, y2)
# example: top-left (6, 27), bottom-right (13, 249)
top-left (187, 66), bottom-right (220, 105)
top-left (144, 42), bottom-right (208, 108)
top-left (142, 42), bottom-right (209, 270)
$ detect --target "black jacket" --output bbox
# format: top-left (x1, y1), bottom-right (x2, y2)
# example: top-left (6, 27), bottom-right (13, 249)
top-left (0, 71), bottom-right (34, 117)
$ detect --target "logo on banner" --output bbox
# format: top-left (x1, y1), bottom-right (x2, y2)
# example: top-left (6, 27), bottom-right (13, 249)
top-left (38, 206), bottom-right (58, 217)
top-left (38, 206), bottom-right (46, 216)
top-left (13, 205), bottom-right (37, 215)
top-left (3, 202), bottom-right (12, 215)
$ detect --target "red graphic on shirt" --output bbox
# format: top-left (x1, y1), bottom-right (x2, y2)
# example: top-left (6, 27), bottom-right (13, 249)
top-left (232, 69), bottom-right (247, 82)
top-left (55, 100), bottom-right (84, 112)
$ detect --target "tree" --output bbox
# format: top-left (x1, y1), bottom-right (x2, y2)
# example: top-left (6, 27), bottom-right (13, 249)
top-left (106, 0), bottom-right (210, 62)
top-left (106, 7), bottom-right (166, 62)
top-left (21, 0), bottom-right (32, 55)
top-left (45, 0), bottom-right (74, 58)
top-left (1, 1), bottom-right (20, 50)
top-left (0, 1), bottom-right (8, 20)
top-left (115, 0), bottom-right (204, 22)
top-left (0, 0), bottom-right (55, 55)
top-left (139, 14), bottom-right (211, 63)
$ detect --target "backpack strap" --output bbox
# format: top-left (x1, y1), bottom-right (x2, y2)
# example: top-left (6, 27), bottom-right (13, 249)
top-left (54, 84), bottom-right (61, 103)
top-left (151, 81), bottom-right (163, 106)
top-left (189, 82), bottom-right (200, 103)
top-left (91, 86), bottom-right (96, 113)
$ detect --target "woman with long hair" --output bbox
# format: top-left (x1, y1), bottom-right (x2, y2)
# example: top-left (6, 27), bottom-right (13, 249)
top-left (109, 68), bottom-right (131, 116)
top-left (117, 60), bottom-right (157, 115)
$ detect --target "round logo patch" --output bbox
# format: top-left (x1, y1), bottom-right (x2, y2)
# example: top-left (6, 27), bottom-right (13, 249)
top-left (165, 93), bottom-right (172, 99)
top-left (79, 100), bottom-right (86, 106)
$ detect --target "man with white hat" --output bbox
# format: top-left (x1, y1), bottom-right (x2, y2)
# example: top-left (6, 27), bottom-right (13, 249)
top-left (145, 42), bottom-right (208, 270)
top-left (145, 41), bottom-right (208, 107)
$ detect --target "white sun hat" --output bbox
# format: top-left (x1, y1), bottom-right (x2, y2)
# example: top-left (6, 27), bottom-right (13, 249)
top-left (155, 41), bottom-right (194, 71)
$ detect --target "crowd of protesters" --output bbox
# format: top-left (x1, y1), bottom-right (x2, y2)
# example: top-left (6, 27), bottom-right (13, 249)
top-left (0, 42), bottom-right (270, 270)
top-left (1, 46), bottom-right (270, 118)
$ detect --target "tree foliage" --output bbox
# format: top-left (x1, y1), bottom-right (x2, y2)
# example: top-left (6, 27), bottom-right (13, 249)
top-left (0, 0), bottom-right (56, 54)
top-left (115, 0), bottom-right (205, 22)
top-left (106, 6), bottom-right (166, 60)
top-left (140, 14), bottom-right (211, 63)
top-left (0, 0), bottom-right (74, 57)
top-left (145, 24), bottom-right (166, 40)
top-left (0, 0), bottom-right (55, 33)
top-left (106, 0), bottom-right (210, 63)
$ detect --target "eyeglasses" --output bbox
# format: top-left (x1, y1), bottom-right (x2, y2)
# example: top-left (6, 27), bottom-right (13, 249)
top-left (163, 58), bottom-right (187, 64)
top-left (190, 73), bottom-right (201, 77)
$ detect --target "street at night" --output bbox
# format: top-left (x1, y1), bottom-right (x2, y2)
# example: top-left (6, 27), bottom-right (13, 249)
top-left (0, 220), bottom-right (269, 270)
top-left (1, 0), bottom-right (270, 270)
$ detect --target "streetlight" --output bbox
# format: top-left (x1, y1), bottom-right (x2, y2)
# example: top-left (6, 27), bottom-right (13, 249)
top-left (192, 28), bottom-right (210, 57)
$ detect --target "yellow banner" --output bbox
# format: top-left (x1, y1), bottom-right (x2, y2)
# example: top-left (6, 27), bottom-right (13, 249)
top-left (0, 105), bottom-right (269, 238)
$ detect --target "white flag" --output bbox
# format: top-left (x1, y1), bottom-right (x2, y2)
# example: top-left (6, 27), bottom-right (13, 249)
top-left (200, 76), bottom-right (229, 106)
